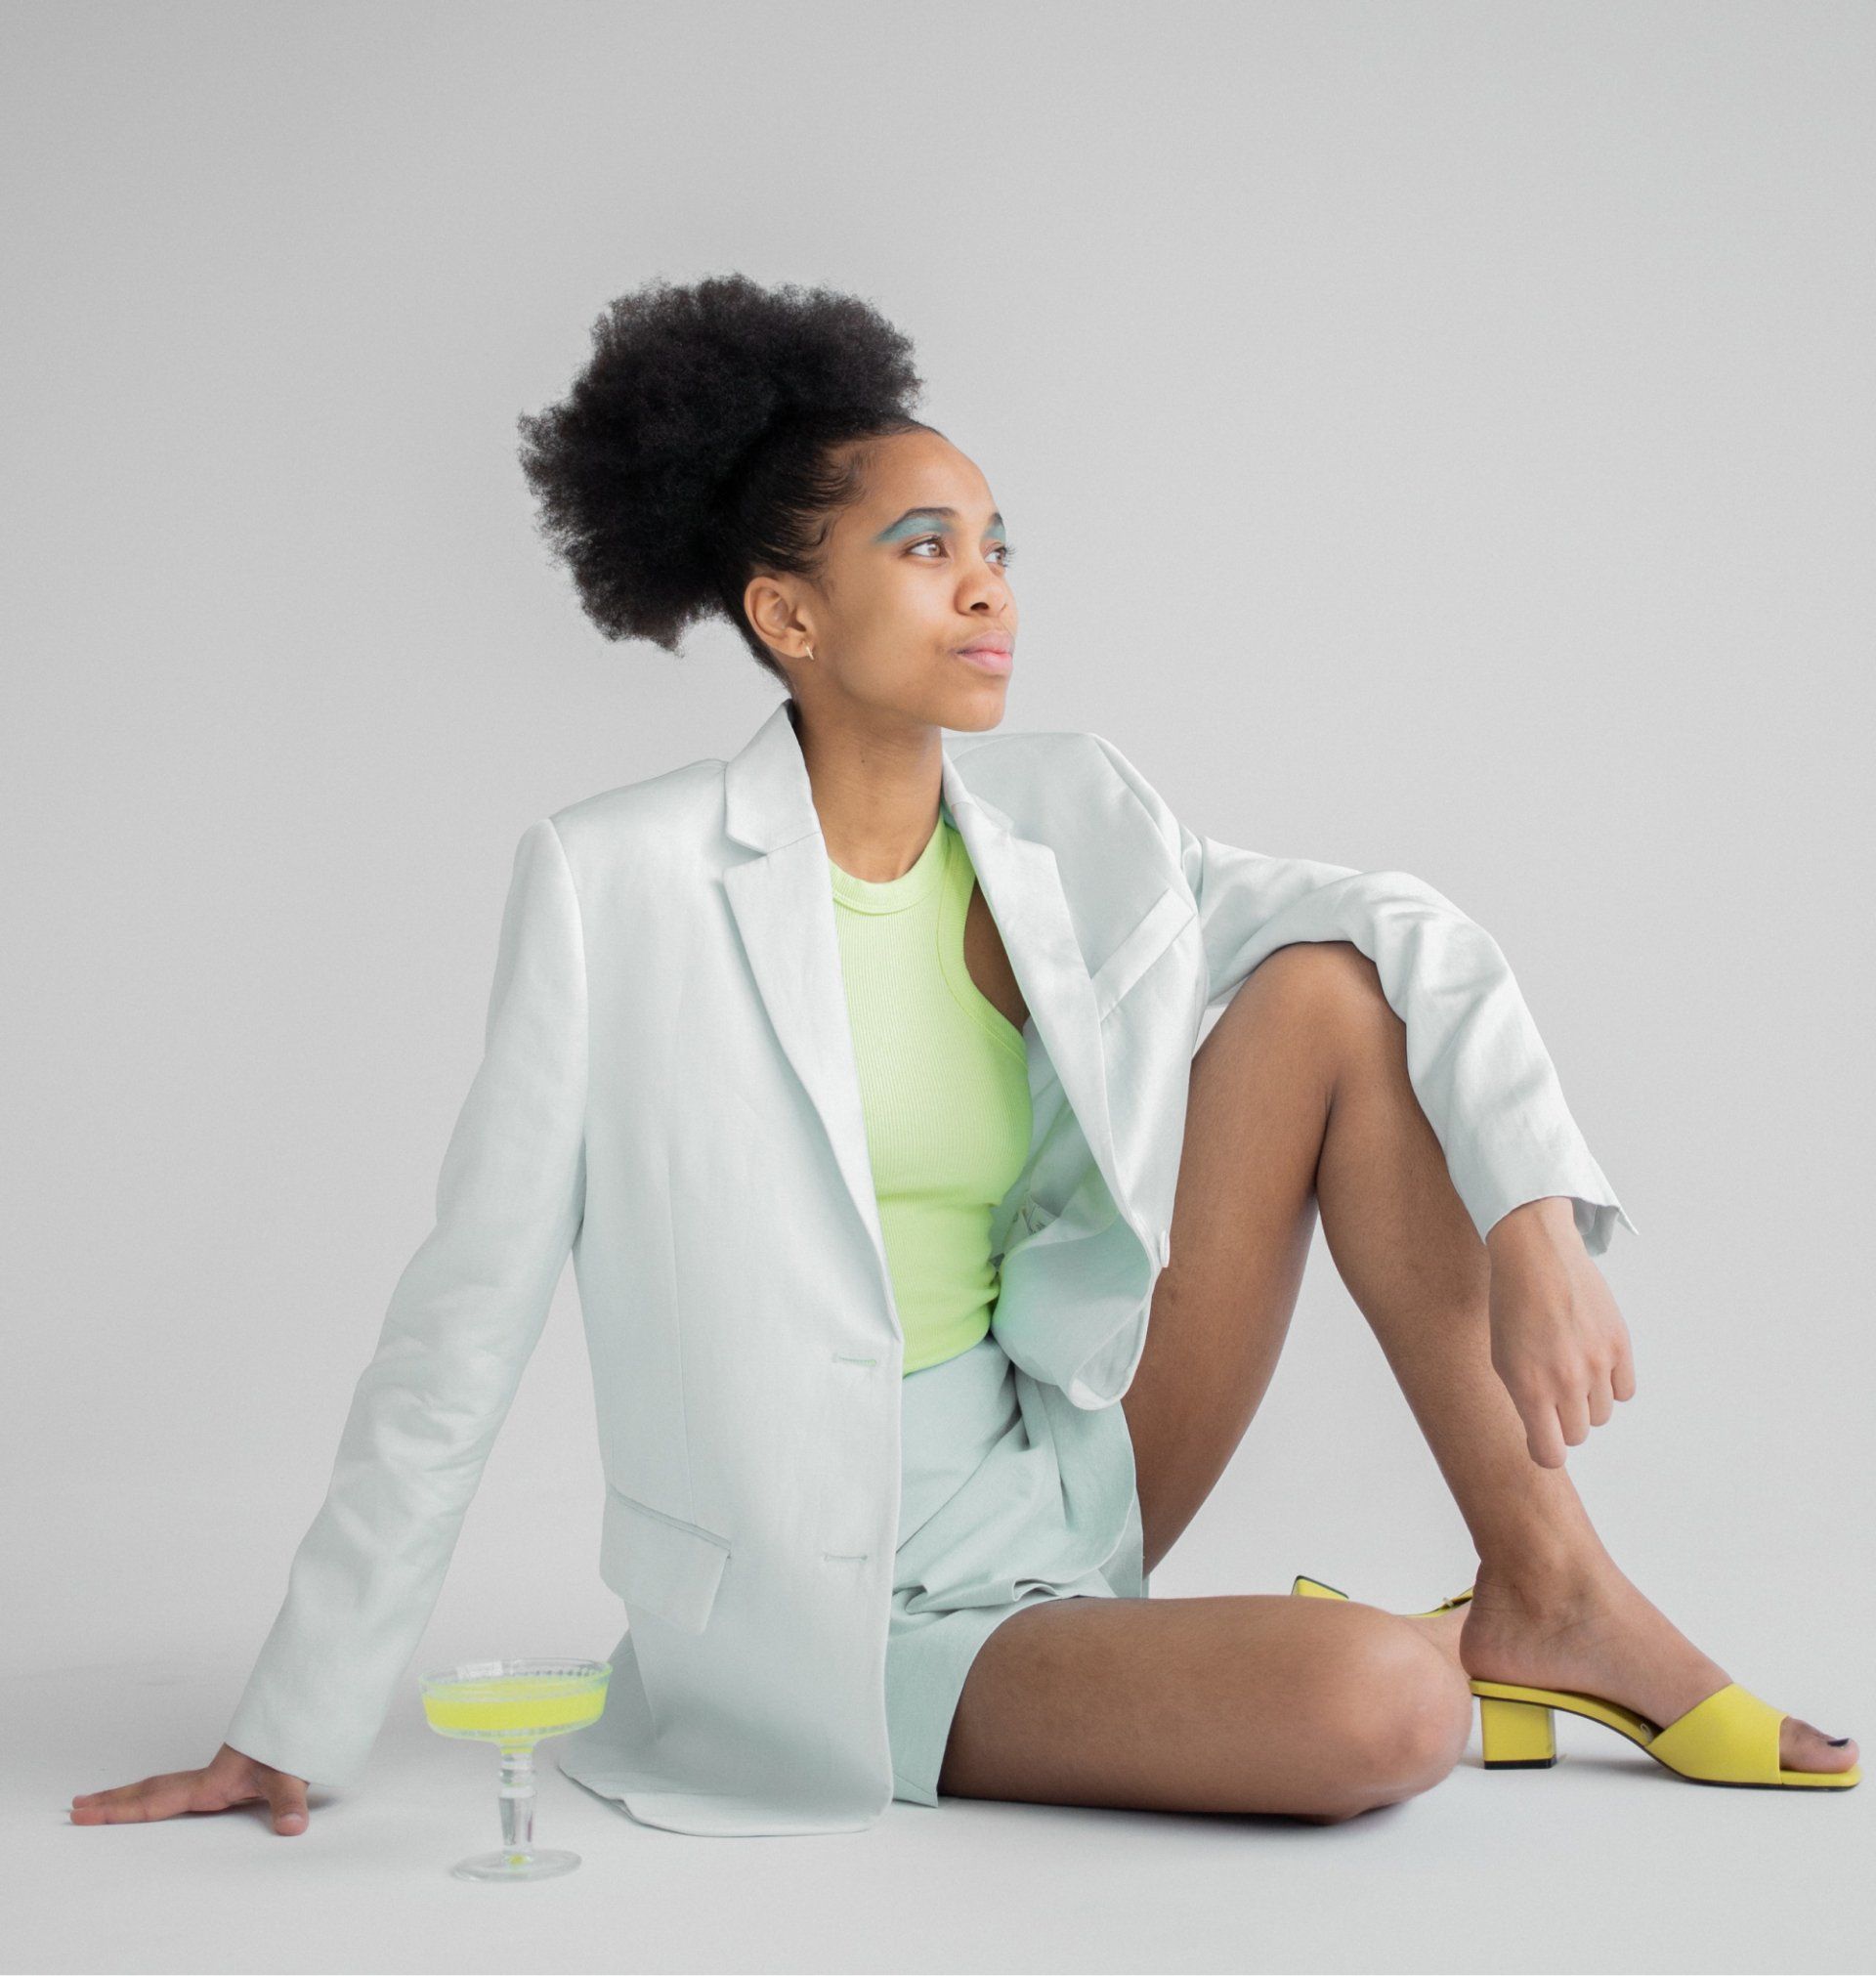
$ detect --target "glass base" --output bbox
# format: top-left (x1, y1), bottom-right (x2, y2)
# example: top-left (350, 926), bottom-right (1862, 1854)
top-left (449, 1845), bottom-right (581, 1882)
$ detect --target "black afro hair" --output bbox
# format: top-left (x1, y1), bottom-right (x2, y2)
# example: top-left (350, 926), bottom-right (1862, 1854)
top-left (516, 274), bottom-right (930, 681)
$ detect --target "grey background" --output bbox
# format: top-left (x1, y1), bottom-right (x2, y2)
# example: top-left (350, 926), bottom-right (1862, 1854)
top-left (5, 2), bottom-right (1870, 1971)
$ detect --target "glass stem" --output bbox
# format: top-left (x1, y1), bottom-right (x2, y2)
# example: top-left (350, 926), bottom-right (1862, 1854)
top-left (497, 1744), bottom-right (536, 1860)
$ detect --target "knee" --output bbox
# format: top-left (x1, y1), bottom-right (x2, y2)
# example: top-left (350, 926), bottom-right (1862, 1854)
top-left (1245, 942), bottom-right (1394, 1038)
top-left (1309, 1618), bottom-right (1473, 1819)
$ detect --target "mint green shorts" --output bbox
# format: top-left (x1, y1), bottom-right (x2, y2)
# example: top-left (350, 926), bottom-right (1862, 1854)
top-left (884, 1329), bottom-right (1146, 1805)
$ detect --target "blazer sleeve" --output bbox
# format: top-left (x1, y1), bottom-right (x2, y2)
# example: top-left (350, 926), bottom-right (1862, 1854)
top-left (1091, 735), bottom-right (1638, 1258)
top-left (222, 816), bottom-right (588, 1789)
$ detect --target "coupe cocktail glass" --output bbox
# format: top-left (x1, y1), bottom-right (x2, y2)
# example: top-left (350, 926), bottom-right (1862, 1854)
top-left (417, 1657), bottom-right (611, 1881)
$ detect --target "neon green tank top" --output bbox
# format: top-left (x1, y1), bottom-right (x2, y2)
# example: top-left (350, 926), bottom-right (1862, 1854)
top-left (829, 811), bottom-right (1032, 1375)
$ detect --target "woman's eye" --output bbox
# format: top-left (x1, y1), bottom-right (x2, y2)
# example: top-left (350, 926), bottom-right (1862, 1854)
top-left (905, 536), bottom-right (1014, 564)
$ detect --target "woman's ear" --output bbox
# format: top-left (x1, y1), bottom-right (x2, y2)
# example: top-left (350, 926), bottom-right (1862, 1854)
top-left (743, 571), bottom-right (814, 666)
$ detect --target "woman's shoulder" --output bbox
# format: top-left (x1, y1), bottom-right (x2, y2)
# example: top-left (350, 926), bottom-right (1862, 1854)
top-left (543, 755), bottom-right (726, 872)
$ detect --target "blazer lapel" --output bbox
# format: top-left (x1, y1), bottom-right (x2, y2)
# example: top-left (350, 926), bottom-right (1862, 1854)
top-left (721, 701), bottom-right (1126, 1344)
top-left (937, 755), bottom-right (1122, 1233)
top-left (721, 707), bottom-right (891, 1307)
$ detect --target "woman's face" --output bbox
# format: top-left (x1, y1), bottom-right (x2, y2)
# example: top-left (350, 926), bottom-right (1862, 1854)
top-left (746, 427), bottom-right (1017, 733)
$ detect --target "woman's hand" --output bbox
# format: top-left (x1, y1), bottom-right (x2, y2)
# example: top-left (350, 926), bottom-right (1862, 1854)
top-left (69, 1742), bottom-right (312, 1834)
top-left (1486, 1195), bottom-right (1637, 1469)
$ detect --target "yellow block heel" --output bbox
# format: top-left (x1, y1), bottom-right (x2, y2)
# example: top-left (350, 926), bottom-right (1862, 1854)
top-left (1289, 1569), bottom-right (1861, 1790)
top-left (1477, 1693), bottom-right (1557, 1768)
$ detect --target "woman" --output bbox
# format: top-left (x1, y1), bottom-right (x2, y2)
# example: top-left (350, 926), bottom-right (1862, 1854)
top-left (73, 276), bottom-right (1857, 1840)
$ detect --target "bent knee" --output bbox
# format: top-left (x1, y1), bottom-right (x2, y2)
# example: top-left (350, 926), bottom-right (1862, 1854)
top-left (1244, 941), bottom-right (1393, 1033)
top-left (1309, 1615), bottom-right (1473, 1815)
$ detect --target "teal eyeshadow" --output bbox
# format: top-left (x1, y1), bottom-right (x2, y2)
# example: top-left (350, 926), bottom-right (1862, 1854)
top-left (872, 514), bottom-right (1009, 545)
top-left (874, 515), bottom-right (945, 544)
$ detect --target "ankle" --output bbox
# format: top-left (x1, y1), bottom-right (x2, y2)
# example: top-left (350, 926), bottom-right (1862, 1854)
top-left (1472, 1542), bottom-right (1619, 1611)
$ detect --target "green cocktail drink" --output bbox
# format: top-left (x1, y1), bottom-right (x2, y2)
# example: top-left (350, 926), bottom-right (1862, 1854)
top-left (417, 1657), bottom-right (610, 1881)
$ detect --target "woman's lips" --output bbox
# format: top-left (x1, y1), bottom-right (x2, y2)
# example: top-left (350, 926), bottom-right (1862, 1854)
top-left (956, 644), bottom-right (1012, 676)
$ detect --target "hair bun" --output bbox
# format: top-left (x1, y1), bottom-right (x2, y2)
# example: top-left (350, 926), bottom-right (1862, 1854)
top-left (518, 274), bottom-right (924, 658)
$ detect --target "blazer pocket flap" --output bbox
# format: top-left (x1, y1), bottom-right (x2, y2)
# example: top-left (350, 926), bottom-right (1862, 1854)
top-left (600, 1487), bottom-right (732, 1634)
top-left (1088, 884), bottom-right (1197, 1019)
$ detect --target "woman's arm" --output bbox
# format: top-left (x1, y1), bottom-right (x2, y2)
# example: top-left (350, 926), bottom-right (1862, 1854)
top-left (1091, 734), bottom-right (1637, 1258)
top-left (222, 816), bottom-right (589, 1790)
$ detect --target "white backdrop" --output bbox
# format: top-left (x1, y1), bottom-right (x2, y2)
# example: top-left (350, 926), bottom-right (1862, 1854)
top-left (5, 4), bottom-right (1869, 1971)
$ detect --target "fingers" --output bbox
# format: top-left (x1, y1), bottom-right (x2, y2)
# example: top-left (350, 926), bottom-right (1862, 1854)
top-left (1586, 1365), bottom-right (1616, 1430)
top-left (1610, 1328), bottom-right (1638, 1403)
top-left (1521, 1354), bottom-right (1628, 1466)
top-left (1517, 1392), bottom-right (1568, 1470)
top-left (1556, 1383), bottom-right (1591, 1448)
top-left (68, 1771), bottom-right (203, 1824)
top-left (70, 1756), bottom-right (310, 1833)
top-left (260, 1770), bottom-right (311, 1835)
top-left (1551, 1323), bottom-right (1633, 1453)
top-left (1492, 1267), bottom-right (1638, 1470)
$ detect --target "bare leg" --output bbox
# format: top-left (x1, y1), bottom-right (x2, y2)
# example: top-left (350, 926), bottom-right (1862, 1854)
top-left (937, 1593), bottom-right (1471, 1820)
top-left (1309, 943), bottom-right (1855, 1773)
top-left (942, 943), bottom-right (1471, 1816)
top-left (941, 943), bottom-right (1853, 1810)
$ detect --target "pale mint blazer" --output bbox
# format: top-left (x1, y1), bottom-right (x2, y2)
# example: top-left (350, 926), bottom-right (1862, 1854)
top-left (223, 699), bottom-right (1635, 1835)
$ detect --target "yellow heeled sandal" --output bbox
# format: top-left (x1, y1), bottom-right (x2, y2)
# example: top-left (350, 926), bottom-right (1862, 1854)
top-left (1288, 1572), bottom-right (1860, 1791)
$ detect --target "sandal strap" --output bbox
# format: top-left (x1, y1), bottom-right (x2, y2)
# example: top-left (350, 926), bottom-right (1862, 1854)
top-left (1647, 1682), bottom-right (1785, 1783)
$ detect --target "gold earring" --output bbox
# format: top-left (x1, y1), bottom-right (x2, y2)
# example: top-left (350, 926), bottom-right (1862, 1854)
top-left (803, 643), bottom-right (816, 663)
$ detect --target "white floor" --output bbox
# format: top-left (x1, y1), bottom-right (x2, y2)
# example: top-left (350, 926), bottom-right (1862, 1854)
top-left (18, 1654), bottom-right (1871, 1975)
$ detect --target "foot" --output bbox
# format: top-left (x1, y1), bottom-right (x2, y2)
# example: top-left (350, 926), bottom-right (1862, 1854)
top-left (1453, 1554), bottom-right (1857, 1776)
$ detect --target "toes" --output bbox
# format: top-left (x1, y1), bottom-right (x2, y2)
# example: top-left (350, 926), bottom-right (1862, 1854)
top-left (1780, 1717), bottom-right (1857, 1773)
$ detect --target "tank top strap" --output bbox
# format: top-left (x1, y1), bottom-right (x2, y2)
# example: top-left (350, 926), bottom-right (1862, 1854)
top-left (938, 824), bottom-right (1025, 1062)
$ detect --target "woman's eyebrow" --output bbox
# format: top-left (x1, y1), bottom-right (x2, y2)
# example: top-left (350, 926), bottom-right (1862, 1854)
top-left (872, 506), bottom-right (1006, 542)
